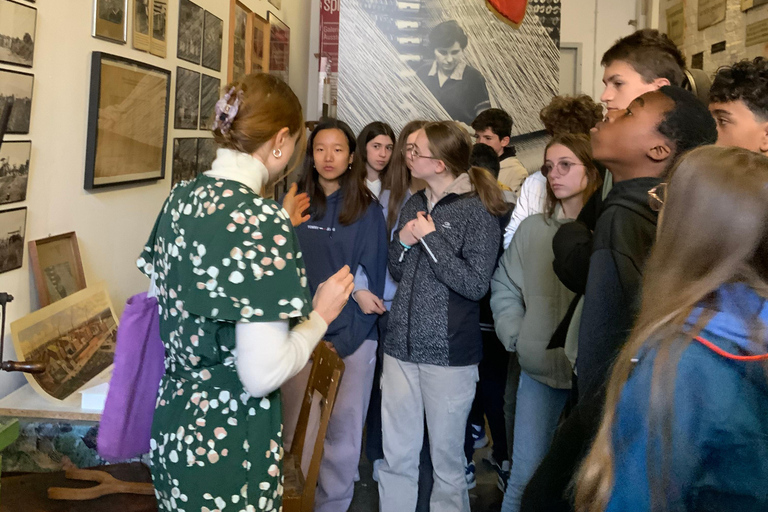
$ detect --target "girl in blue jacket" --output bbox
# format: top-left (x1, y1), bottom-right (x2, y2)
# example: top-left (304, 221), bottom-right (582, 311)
top-left (576, 146), bottom-right (768, 512)
top-left (288, 118), bottom-right (388, 512)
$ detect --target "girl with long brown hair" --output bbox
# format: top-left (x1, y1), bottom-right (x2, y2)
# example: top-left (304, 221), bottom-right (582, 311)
top-left (378, 121), bottom-right (509, 512)
top-left (576, 145), bottom-right (768, 512)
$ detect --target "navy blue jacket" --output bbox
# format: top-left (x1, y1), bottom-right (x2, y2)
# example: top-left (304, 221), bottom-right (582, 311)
top-left (294, 189), bottom-right (387, 358)
top-left (607, 283), bottom-right (768, 511)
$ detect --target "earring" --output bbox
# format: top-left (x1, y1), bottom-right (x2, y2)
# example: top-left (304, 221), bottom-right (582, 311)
top-left (272, 148), bottom-right (282, 158)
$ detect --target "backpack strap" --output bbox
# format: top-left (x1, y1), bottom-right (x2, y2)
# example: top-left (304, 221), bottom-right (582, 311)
top-left (695, 336), bottom-right (768, 362)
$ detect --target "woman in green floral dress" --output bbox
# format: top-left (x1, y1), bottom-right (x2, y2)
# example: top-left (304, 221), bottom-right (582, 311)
top-left (137, 74), bottom-right (354, 512)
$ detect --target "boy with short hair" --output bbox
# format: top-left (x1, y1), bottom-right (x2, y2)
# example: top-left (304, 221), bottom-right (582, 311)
top-left (471, 108), bottom-right (528, 199)
top-left (709, 57), bottom-right (768, 155)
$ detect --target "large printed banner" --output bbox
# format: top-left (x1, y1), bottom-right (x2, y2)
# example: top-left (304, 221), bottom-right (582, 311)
top-left (319, 0), bottom-right (340, 116)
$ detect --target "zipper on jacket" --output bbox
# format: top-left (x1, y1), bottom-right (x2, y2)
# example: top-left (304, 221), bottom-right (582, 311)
top-left (406, 250), bottom-right (422, 359)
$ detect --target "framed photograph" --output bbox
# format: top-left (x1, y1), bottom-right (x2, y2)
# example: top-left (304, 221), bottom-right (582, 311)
top-left (196, 137), bottom-right (217, 174)
top-left (28, 232), bottom-right (87, 307)
top-left (199, 74), bottom-right (220, 130)
top-left (133, 0), bottom-right (150, 51)
top-left (0, 206), bottom-right (26, 274)
top-left (175, 67), bottom-right (200, 130)
top-left (177, 0), bottom-right (203, 64)
top-left (85, 52), bottom-right (171, 189)
top-left (202, 11), bottom-right (223, 71)
top-left (250, 12), bottom-right (269, 74)
top-left (228, 1), bottom-right (250, 82)
top-left (10, 282), bottom-right (117, 402)
top-left (150, 0), bottom-right (168, 57)
top-left (0, 0), bottom-right (37, 67)
top-left (268, 12), bottom-right (290, 83)
top-left (92, 0), bottom-right (128, 44)
top-left (0, 140), bottom-right (31, 206)
top-left (172, 138), bottom-right (199, 186)
top-left (268, 0), bottom-right (281, 8)
top-left (0, 67), bottom-right (33, 135)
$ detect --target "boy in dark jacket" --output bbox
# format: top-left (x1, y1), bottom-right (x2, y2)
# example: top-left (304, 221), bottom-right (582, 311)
top-left (520, 86), bottom-right (717, 512)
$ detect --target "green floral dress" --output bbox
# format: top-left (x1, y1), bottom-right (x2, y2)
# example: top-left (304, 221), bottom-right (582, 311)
top-left (137, 174), bottom-right (311, 512)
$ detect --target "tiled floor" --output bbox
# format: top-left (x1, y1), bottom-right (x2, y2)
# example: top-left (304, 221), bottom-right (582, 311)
top-left (349, 444), bottom-right (505, 512)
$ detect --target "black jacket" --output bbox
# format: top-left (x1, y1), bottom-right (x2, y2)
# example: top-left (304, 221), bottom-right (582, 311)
top-left (576, 176), bottom-right (661, 409)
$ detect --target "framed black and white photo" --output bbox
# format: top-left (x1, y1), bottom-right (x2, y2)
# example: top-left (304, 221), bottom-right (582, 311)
top-left (0, 68), bottom-right (34, 134)
top-left (177, 0), bottom-right (204, 65)
top-left (175, 67), bottom-right (200, 130)
top-left (229, 1), bottom-right (249, 82)
top-left (28, 232), bottom-right (87, 307)
top-left (0, 206), bottom-right (27, 274)
top-left (85, 52), bottom-right (171, 189)
top-left (196, 137), bottom-right (217, 174)
top-left (0, 140), bottom-right (31, 206)
top-left (0, 0), bottom-right (37, 68)
top-left (133, 0), bottom-right (150, 51)
top-left (268, 12), bottom-right (290, 84)
top-left (199, 74), bottom-right (220, 130)
top-left (172, 138), bottom-right (198, 186)
top-left (150, 0), bottom-right (168, 57)
top-left (202, 10), bottom-right (223, 71)
top-left (92, 0), bottom-right (128, 44)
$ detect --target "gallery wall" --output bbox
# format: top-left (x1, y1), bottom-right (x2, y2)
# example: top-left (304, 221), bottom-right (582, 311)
top-left (0, 0), bottom-right (312, 398)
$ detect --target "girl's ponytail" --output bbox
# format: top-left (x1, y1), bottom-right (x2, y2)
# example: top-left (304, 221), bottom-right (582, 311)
top-left (468, 166), bottom-right (511, 216)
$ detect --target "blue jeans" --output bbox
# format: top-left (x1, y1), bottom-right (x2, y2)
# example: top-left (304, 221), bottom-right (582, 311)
top-left (501, 371), bottom-right (570, 512)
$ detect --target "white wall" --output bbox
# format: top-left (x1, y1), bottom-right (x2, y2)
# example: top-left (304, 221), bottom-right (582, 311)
top-left (0, 0), bottom-right (311, 399)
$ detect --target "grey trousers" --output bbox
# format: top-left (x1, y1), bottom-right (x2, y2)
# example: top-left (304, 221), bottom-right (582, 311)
top-left (378, 355), bottom-right (479, 512)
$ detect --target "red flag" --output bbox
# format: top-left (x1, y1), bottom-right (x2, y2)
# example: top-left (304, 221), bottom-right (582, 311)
top-left (486, 0), bottom-right (528, 27)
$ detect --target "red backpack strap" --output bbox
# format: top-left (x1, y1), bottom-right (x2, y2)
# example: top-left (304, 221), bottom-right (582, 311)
top-left (695, 336), bottom-right (768, 362)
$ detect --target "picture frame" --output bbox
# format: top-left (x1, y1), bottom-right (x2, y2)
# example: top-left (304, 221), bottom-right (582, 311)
top-left (85, 52), bottom-right (171, 189)
top-left (175, 67), bottom-right (201, 130)
top-left (150, 0), bottom-right (168, 57)
top-left (196, 137), bottom-right (218, 174)
top-left (199, 74), bottom-right (220, 130)
top-left (0, 0), bottom-right (37, 68)
top-left (92, 0), bottom-right (128, 44)
top-left (28, 232), bottom-right (87, 307)
top-left (0, 140), bottom-right (31, 206)
top-left (228, 0), bottom-right (250, 82)
top-left (0, 206), bottom-right (27, 274)
top-left (172, 137), bottom-right (199, 186)
top-left (0, 68), bottom-right (34, 135)
top-left (10, 282), bottom-right (117, 402)
top-left (202, 11), bottom-right (223, 72)
top-left (268, 12), bottom-right (290, 83)
top-left (177, 0), bottom-right (204, 65)
top-left (250, 12), bottom-right (270, 74)
top-left (133, 0), bottom-right (151, 51)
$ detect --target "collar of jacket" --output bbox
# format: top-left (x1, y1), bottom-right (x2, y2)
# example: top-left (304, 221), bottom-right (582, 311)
top-left (602, 176), bottom-right (662, 224)
top-left (427, 60), bottom-right (467, 80)
top-left (424, 172), bottom-right (473, 211)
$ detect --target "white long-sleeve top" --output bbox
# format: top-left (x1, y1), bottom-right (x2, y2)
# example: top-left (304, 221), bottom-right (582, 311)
top-left (503, 171), bottom-right (548, 249)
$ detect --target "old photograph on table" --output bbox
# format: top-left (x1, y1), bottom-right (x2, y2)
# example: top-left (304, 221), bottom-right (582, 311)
top-left (196, 137), bottom-right (217, 174)
top-left (172, 138), bottom-right (199, 186)
top-left (0, 0), bottom-right (37, 68)
top-left (199, 74), bottom-right (220, 130)
top-left (92, 0), bottom-right (128, 44)
top-left (178, 0), bottom-right (203, 64)
top-left (10, 282), bottom-right (117, 402)
top-left (0, 140), bottom-right (31, 206)
top-left (85, 52), bottom-right (171, 189)
top-left (28, 232), bottom-right (87, 308)
top-left (268, 12), bottom-right (290, 83)
top-left (133, 0), bottom-right (150, 51)
top-left (175, 67), bottom-right (200, 130)
top-left (202, 11), bottom-right (223, 71)
top-left (150, 0), bottom-right (167, 57)
top-left (0, 69), bottom-right (33, 134)
top-left (0, 207), bottom-right (26, 275)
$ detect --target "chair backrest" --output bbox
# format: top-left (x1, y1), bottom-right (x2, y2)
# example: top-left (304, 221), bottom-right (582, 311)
top-left (288, 342), bottom-right (344, 511)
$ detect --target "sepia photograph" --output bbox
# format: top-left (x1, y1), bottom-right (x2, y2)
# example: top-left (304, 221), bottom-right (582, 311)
top-left (0, 69), bottom-right (33, 135)
top-left (230, 2), bottom-right (248, 82)
top-left (92, 0), bottom-right (128, 44)
top-left (132, 0), bottom-right (150, 51)
top-left (177, 0), bottom-right (204, 64)
top-left (250, 13), bottom-right (269, 73)
top-left (0, 0), bottom-right (37, 68)
top-left (0, 206), bottom-right (26, 275)
top-left (11, 283), bottom-right (117, 402)
top-left (268, 12), bottom-right (290, 84)
top-left (175, 67), bottom-right (200, 130)
top-left (172, 137), bottom-right (198, 186)
top-left (0, 140), bottom-right (31, 206)
top-left (199, 74), bottom-right (220, 130)
top-left (85, 52), bottom-right (171, 189)
top-left (196, 137), bottom-right (217, 174)
top-left (28, 232), bottom-right (87, 308)
top-left (150, 0), bottom-right (167, 57)
top-left (202, 10), bottom-right (223, 71)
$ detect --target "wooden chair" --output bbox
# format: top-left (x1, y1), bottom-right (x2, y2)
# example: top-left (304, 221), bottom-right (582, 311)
top-left (282, 343), bottom-right (345, 512)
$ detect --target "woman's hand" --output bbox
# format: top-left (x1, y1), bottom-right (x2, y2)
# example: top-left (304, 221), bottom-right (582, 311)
top-left (412, 211), bottom-right (436, 240)
top-left (354, 290), bottom-right (386, 315)
top-left (313, 265), bottom-right (355, 325)
top-left (399, 219), bottom-right (419, 246)
top-left (282, 183), bottom-right (311, 227)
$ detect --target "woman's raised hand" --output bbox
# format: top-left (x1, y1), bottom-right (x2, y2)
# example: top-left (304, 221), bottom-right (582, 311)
top-left (282, 183), bottom-right (311, 227)
top-left (313, 265), bottom-right (355, 325)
